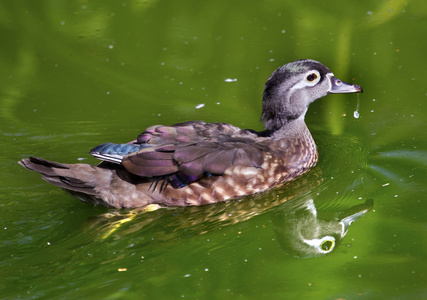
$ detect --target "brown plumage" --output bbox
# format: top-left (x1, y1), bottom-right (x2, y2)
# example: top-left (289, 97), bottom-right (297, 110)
top-left (19, 59), bottom-right (362, 208)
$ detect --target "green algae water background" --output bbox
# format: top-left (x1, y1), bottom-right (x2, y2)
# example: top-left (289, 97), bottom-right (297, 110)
top-left (1, 1), bottom-right (427, 299)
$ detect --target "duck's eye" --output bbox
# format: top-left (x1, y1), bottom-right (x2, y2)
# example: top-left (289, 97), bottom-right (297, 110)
top-left (306, 73), bottom-right (319, 82)
top-left (320, 239), bottom-right (334, 251)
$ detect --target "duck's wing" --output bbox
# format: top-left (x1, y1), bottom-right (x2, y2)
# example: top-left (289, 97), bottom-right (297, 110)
top-left (121, 121), bottom-right (268, 187)
top-left (123, 139), bottom-right (265, 175)
top-left (90, 121), bottom-right (210, 164)
top-left (136, 121), bottom-right (246, 144)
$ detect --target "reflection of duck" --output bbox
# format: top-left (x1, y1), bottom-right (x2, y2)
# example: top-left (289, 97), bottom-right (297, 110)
top-left (87, 170), bottom-right (325, 239)
top-left (19, 60), bottom-right (362, 208)
top-left (85, 169), bottom-right (323, 239)
top-left (271, 198), bottom-right (373, 257)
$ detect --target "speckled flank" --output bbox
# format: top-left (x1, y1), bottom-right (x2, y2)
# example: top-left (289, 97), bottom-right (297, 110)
top-left (155, 123), bottom-right (319, 207)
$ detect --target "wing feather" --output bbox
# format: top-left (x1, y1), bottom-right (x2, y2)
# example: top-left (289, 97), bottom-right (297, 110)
top-left (100, 121), bottom-right (269, 187)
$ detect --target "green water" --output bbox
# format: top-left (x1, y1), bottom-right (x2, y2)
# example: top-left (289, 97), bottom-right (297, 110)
top-left (1, 1), bottom-right (427, 299)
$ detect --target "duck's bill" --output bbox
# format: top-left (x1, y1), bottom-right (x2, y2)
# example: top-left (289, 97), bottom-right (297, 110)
top-left (339, 199), bottom-right (374, 234)
top-left (328, 76), bottom-right (363, 94)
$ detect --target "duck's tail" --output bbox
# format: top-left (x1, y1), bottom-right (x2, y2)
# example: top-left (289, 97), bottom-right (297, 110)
top-left (19, 157), bottom-right (107, 206)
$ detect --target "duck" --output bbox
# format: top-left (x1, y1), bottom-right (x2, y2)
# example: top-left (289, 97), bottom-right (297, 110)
top-left (19, 59), bottom-right (362, 209)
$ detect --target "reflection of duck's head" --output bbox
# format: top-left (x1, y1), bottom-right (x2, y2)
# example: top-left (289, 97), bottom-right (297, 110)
top-left (271, 198), bottom-right (373, 258)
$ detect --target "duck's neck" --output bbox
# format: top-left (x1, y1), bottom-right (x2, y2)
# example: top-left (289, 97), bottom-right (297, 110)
top-left (269, 116), bottom-right (318, 170)
top-left (268, 114), bottom-right (310, 139)
top-left (261, 109), bottom-right (301, 133)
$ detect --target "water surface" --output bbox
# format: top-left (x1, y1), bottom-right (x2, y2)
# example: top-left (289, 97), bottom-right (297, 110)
top-left (1, 1), bottom-right (426, 299)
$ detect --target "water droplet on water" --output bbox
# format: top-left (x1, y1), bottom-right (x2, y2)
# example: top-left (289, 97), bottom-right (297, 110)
top-left (353, 110), bottom-right (359, 119)
top-left (354, 94), bottom-right (360, 119)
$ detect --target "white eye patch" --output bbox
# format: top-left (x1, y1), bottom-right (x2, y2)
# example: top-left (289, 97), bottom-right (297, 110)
top-left (290, 70), bottom-right (321, 91)
top-left (304, 70), bottom-right (321, 85)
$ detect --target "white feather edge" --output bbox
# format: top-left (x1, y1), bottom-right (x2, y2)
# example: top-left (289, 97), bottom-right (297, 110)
top-left (91, 153), bottom-right (123, 164)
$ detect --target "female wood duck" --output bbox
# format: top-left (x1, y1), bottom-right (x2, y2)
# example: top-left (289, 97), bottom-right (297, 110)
top-left (19, 59), bottom-right (362, 209)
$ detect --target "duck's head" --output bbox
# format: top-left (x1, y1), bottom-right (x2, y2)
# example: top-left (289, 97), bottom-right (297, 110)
top-left (261, 59), bottom-right (362, 131)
